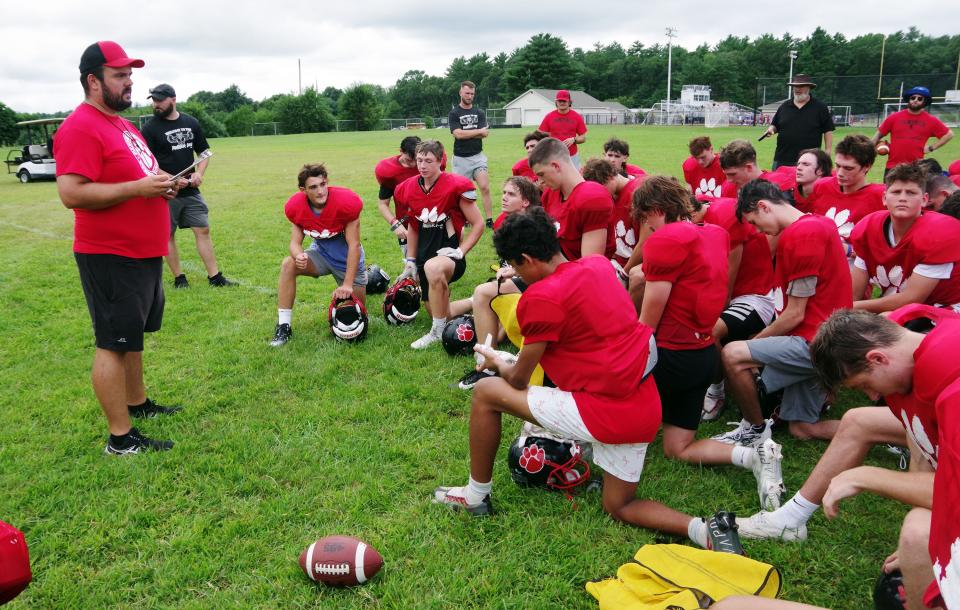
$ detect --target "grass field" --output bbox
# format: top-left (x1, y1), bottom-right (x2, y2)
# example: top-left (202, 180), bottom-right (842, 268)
top-left (1, 124), bottom-right (957, 609)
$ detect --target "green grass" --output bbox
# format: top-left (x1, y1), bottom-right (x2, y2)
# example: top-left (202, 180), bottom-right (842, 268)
top-left (1, 125), bottom-right (956, 609)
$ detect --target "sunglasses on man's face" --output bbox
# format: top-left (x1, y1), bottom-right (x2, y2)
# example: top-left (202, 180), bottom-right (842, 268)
top-left (909, 95), bottom-right (926, 101)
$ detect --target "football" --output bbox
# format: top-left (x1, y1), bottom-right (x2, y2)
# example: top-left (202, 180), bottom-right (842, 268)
top-left (299, 535), bottom-right (383, 587)
top-left (876, 141), bottom-right (890, 156)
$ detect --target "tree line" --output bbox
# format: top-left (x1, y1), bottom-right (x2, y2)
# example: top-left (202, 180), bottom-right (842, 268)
top-left (2, 27), bottom-right (958, 143)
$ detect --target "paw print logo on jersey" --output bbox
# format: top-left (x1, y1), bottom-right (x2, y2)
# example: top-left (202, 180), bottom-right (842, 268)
top-left (416, 207), bottom-right (447, 227)
top-left (303, 229), bottom-right (335, 239)
top-left (824, 207), bottom-right (854, 240)
top-left (870, 265), bottom-right (905, 296)
top-left (696, 177), bottom-right (721, 199)
top-left (773, 287), bottom-right (785, 313)
top-left (899, 409), bottom-right (937, 468)
top-left (455, 324), bottom-right (474, 342)
top-left (615, 220), bottom-right (637, 259)
top-left (518, 444), bottom-right (546, 474)
top-left (554, 221), bottom-right (562, 233)
top-left (933, 538), bottom-right (960, 608)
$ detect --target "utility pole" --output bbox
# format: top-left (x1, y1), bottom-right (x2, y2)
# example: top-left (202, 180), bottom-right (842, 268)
top-left (787, 50), bottom-right (798, 99)
top-left (665, 27), bottom-right (677, 125)
top-left (298, 58), bottom-right (302, 95)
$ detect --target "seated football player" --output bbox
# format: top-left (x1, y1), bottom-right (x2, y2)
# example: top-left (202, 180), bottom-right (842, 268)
top-left (718, 139), bottom-right (795, 199)
top-left (808, 134), bottom-right (885, 259)
top-left (720, 179), bottom-right (852, 442)
top-left (374, 135), bottom-right (444, 255)
top-left (682, 135), bottom-right (726, 201)
top-left (631, 176), bottom-right (786, 512)
top-left (433, 207), bottom-right (744, 552)
top-left (270, 163), bottom-right (367, 347)
top-left (529, 137), bottom-right (616, 261)
top-left (851, 162), bottom-right (960, 313)
top-left (393, 140), bottom-right (485, 350)
top-left (581, 158), bottom-right (646, 273)
top-left (925, 172), bottom-right (959, 211)
top-left (699, 194), bottom-right (777, 421)
top-left (791, 148), bottom-right (832, 213)
top-left (602, 137), bottom-right (645, 178)
top-left (939, 191), bottom-right (960, 219)
top-left (511, 130), bottom-right (549, 184)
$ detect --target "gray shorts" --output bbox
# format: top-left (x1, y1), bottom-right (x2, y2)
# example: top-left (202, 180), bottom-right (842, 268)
top-left (305, 247), bottom-right (368, 286)
top-left (746, 335), bottom-right (826, 424)
top-left (452, 153), bottom-right (488, 181)
top-left (168, 193), bottom-right (209, 234)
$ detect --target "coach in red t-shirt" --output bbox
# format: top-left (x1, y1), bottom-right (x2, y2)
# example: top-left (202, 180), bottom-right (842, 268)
top-left (56, 41), bottom-right (188, 455)
top-left (872, 86), bottom-right (954, 173)
top-left (538, 90), bottom-right (588, 168)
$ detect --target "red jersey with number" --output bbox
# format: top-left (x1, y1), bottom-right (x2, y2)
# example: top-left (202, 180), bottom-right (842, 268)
top-left (512, 158), bottom-right (537, 182)
top-left (642, 222), bottom-right (729, 350)
top-left (284, 186), bottom-right (362, 238)
top-left (682, 156), bottom-right (726, 201)
top-left (703, 198), bottom-right (774, 298)
top-left (611, 176), bottom-right (644, 265)
top-left (850, 211), bottom-right (960, 307)
top-left (926, 378), bottom-right (960, 609)
top-left (517, 255), bottom-right (662, 444)
top-left (719, 169), bottom-right (794, 199)
top-left (810, 177), bottom-right (885, 253)
top-left (55, 103), bottom-right (168, 258)
top-left (539, 109), bottom-right (587, 156)
top-left (541, 181), bottom-right (616, 260)
top-left (773, 214), bottom-right (852, 341)
top-left (878, 110), bottom-right (950, 168)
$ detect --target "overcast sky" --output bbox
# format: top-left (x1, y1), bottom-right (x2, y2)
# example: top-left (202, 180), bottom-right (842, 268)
top-left (4, 0), bottom-right (958, 114)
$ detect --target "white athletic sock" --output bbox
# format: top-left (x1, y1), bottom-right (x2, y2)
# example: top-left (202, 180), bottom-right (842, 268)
top-left (431, 317), bottom-right (446, 335)
top-left (731, 445), bottom-right (755, 469)
top-left (688, 517), bottom-right (708, 548)
top-left (708, 381), bottom-right (725, 396)
top-left (278, 308), bottom-right (292, 326)
top-left (773, 492), bottom-right (820, 526)
top-left (466, 476), bottom-right (492, 504)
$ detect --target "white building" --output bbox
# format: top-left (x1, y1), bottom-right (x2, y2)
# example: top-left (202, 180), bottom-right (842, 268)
top-left (502, 89), bottom-right (634, 126)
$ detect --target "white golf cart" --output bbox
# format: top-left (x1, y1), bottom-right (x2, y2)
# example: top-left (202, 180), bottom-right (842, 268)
top-left (5, 118), bottom-right (65, 183)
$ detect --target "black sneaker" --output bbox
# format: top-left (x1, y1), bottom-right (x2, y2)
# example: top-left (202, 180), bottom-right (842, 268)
top-left (485, 218), bottom-right (494, 229)
top-left (705, 511), bottom-right (745, 555)
top-left (208, 272), bottom-right (237, 287)
top-left (104, 428), bottom-right (174, 455)
top-left (270, 323), bottom-right (292, 347)
top-left (457, 369), bottom-right (497, 390)
top-left (129, 398), bottom-right (182, 419)
top-left (173, 274), bottom-right (189, 289)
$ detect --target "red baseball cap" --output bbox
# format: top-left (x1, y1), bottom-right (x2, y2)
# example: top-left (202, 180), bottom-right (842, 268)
top-left (79, 41), bottom-right (144, 74)
top-left (555, 90), bottom-right (571, 102)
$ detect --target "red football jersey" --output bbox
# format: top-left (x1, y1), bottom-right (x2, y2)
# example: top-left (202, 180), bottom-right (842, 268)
top-left (810, 177), bottom-right (885, 253)
top-left (878, 110), bottom-right (950, 168)
top-left (394, 172), bottom-right (473, 239)
top-left (374, 153), bottom-right (446, 221)
top-left (773, 214), bottom-right (853, 341)
top-left (850, 211), bottom-right (960, 307)
top-left (517, 255), bottom-right (662, 444)
top-left (492, 211), bottom-right (507, 230)
top-left (927, 378), bottom-right (960, 609)
top-left (284, 186), bottom-right (362, 238)
top-left (512, 158), bottom-right (537, 182)
top-left (624, 163), bottom-right (646, 178)
top-left (611, 177), bottom-right (644, 266)
top-left (642, 222), bottom-right (729, 350)
top-left (538, 109), bottom-right (587, 156)
top-left (703, 198), bottom-right (775, 299)
top-left (792, 184), bottom-right (817, 214)
top-left (682, 156), bottom-right (726, 201)
top-left (541, 181), bottom-right (616, 260)
top-left (719, 169), bottom-right (794, 199)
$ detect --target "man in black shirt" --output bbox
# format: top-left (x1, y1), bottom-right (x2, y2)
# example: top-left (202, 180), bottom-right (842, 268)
top-left (763, 74), bottom-right (835, 169)
top-left (448, 80), bottom-right (493, 228)
top-left (141, 83), bottom-right (234, 288)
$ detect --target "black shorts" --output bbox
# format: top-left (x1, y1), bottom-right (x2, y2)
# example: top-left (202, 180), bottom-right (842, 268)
top-left (719, 304), bottom-right (767, 343)
top-left (75, 253), bottom-right (164, 352)
top-left (417, 257), bottom-right (467, 302)
top-left (652, 345), bottom-right (719, 431)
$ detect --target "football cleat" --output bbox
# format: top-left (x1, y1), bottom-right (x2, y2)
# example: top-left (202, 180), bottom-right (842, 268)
top-left (432, 486), bottom-right (493, 516)
top-left (411, 330), bottom-right (442, 350)
top-left (208, 272), bottom-right (237, 287)
top-left (104, 428), bottom-right (174, 455)
top-left (736, 510), bottom-right (807, 542)
top-left (173, 274), bottom-right (189, 289)
top-left (711, 419), bottom-right (772, 447)
top-left (270, 323), bottom-right (292, 347)
top-left (457, 369), bottom-right (497, 390)
top-left (129, 399), bottom-right (182, 419)
top-left (701, 384), bottom-right (725, 421)
top-left (705, 511), bottom-right (745, 555)
top-left (752, 439), bottom-right (786, 511)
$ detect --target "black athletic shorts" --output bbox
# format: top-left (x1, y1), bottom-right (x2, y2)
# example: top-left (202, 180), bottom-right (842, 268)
top-left (719, 304), bottom-right (767, 343)
top-left (75, 253), bottom-right (164, 352)
top-left (417, 257), bottom-right (467, 302)
top-left (653, 345), bottom-right (719, 431)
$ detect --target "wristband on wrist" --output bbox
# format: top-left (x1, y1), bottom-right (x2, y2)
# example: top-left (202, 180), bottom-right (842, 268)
top-left (405, 257), bottom-right (416, 263)
top-left (390, 220), bottom-right (402, 231)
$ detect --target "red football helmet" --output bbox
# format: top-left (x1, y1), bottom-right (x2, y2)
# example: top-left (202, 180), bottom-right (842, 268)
top-left (328, 296), bottom-right (369, 342)
top-left (382, 278), bottom-right (421, 325)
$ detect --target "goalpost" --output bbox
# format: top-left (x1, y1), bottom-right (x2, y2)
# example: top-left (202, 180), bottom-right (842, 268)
top-left (828, 106), bottom-right (852, 127)
top-left (251, 122), bottom-right (280, 136)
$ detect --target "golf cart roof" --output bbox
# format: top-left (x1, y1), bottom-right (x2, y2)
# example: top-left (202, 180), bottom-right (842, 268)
top-left (16, 118), bottom-right (66, 127)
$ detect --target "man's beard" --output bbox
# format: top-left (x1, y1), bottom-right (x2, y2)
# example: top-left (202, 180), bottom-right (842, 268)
top-left (793, 92), bottom-right (810, 104)
top-left (103, 86), bottom-right (132, 112)
top-left (153, 104), bottom-right (174, 118)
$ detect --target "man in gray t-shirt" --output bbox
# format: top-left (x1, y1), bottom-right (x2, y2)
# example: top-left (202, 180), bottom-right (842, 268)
top-left (448, 80), bottom-right (493, 227)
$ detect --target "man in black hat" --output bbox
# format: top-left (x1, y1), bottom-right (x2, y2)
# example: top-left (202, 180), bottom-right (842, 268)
top-left (54, 41), bottom-right (187, 455)
top-left (762, 75), bottom-right (835, 169)
top-left (141, 84), bottom-right (235, 288)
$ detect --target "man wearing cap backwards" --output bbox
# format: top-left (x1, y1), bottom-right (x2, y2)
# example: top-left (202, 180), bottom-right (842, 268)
top-left (762, 75), bottom-right (835, 169)
top-left (872, 86), bottom-right (954, 176)
top-left (538, 90), bottom-right (588, 169)
top-left (55, 41), bottom-right (188, 455)
top-left (141, 83), bottom-right (235, 288)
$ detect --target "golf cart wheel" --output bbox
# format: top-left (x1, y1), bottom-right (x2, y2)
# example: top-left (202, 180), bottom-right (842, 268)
top-left (17, 170), bottom-right (31, 183)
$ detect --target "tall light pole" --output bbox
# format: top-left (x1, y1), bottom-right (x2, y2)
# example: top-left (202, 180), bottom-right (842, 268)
top-left (787, 50), bottom-right (798, 99)
top-left (665, 27), bottom-right (677, 124)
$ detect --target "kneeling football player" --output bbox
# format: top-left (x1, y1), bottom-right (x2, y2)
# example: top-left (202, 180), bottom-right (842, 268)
top-left (270, 163), bottom-right (367, 346)
top-left (433, 207), bottom-right (742, 552)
